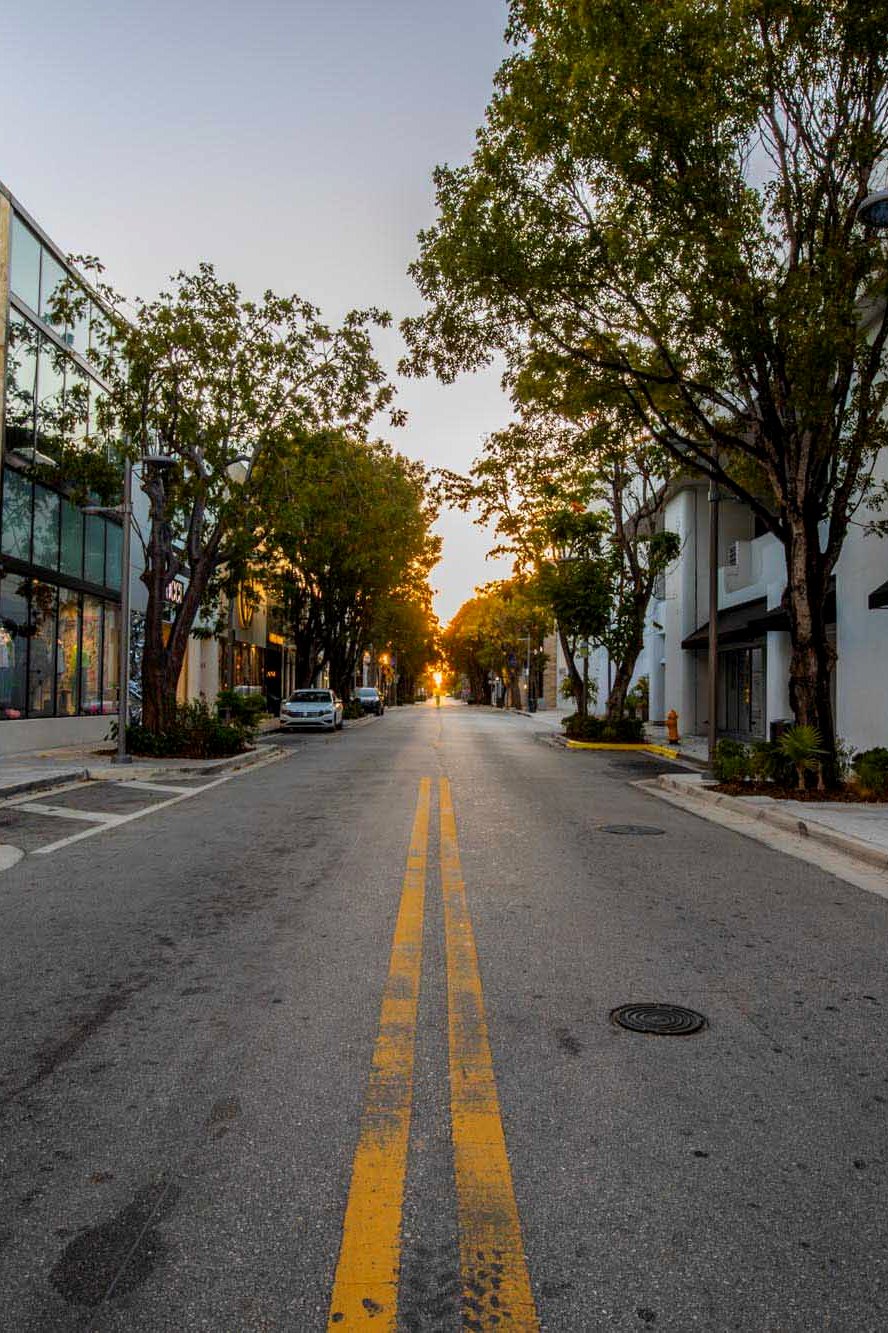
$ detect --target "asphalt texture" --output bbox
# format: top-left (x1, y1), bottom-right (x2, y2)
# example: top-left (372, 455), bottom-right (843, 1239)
top-left (1, 700), bottom-right (887, 1331)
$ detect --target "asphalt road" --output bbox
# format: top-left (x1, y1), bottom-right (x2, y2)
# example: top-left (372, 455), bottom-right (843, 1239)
top-left (1, 700), bottom-right (887, 1332)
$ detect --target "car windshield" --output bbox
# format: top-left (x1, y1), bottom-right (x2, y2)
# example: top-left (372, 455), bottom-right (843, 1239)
top-left (288, 691), bottom-right (332, 703)
top-left (355, 689), bottom-right (378, 698)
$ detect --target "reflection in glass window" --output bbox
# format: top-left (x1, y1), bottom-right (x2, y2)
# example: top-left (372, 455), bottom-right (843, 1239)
top-left (70, 296), bottom-right (90, 357)
top-left (10, 215), bottom-right (40, 310)
top-left (102, 602), bottom-right (120, 714)
top-left (60, 499), bottom-right (84, 579)
top-left (28, 581), bottom-right (57, 717)
top-left (67, 362), bottom-right (90, 447)
top-left (1, 468), bottom-right (32, 561)
top-left (84, 515), bottom-right (105, 584)
top-left (81, 595), bottom-right (102, 714)
top-left (39, 248), bottom-right (67, 331)
top-left (0, 576), bottom-right (29, 719)
top-left (5, 313), bottom-right (38, 454)
top-left (36, 336), bottom-right (67, 456)
top-left (57, 590), bottom-right (80, 716)
top-left (105, 521), bottom-right (122, 591)
top-left (32, 485), bottom-right (59, 570)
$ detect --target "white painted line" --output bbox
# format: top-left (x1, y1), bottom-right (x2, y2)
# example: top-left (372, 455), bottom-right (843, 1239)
top-left (2, 780), bottom-right (92, 808)
top-left (14, 803), bottom-right (124, 824)
top-left (33, 750), bottom-right (283, 856)
top-left (115, 780), bottom-right (209, 795)
top-left (0, 844), bottom-right (24, 872)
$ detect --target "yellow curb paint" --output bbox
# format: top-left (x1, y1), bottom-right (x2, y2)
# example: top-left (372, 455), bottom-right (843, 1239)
top-left (327, 777), bottom-right (431, 1330)
top-left (565, 740), bottom-right (680, 758)
top-left (439, 777), bottom-right (539, 1331)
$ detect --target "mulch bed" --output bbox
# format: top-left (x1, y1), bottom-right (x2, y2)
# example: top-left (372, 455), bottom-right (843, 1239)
top-left (713, 782), bottom-right (888, 803)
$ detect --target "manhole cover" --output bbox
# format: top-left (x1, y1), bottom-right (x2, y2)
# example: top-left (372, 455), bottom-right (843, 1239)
top-left (599, 824), bottom-right (665, 836)
top-left (611, 1004), bottom-right (707, 1035)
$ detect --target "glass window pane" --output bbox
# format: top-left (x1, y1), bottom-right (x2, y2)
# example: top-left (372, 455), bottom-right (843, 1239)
top-left (57, 589), bottom-right (80, 716)
top-left (28, 581), bottom-right (57, 717)
top-left (5, 312), bottom-right (38, 453)
top-left (60, 499), bottom-right (84, 578)
top-left (1, 468), bottom-right (32, 561)
top-left (84, 515), bottom-right (105, 584)
top-left (66, 361), bottom-right (90, 448)
top-left (39, 248), bottom-right (67, 332)
top-left (69, 295), bottom-right (90, 357)
top-left (36, 336), bottom-right (67, 457)
top-left (0, 575), bottom-right (29, 719)
top-left (102, 603), bottom-right (120, 714)
top-left (105, 521), bottom-right (122, 590)
top-left (10, 216), bottom-right (40, 309)
top-left (32, 485), bottom-right (59, 570)
top-left (80, 595), bottom-right (102, 714)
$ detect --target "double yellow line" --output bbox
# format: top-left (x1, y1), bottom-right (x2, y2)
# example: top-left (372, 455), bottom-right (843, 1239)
top-left (327, 777), bottom-right (538, 1331)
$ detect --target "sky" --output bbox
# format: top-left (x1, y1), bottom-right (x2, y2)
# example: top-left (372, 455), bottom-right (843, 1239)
top-left (1, 0), bottom-right (516, 623)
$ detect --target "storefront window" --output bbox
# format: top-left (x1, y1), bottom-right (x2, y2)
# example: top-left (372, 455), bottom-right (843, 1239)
top-left (84, 515), bottom-right (105, 585)
top-left (32, 485), bottom-right (59, 571)
top-left (1, 468), bottom-right (32, 562)
top-left (102, 603), bottom-right (120, 714)
top-left (10, 215), bottom-right (40, 310)
top-left (80, 596), bottom-right (102, 715)
top-left (28, 581), bottom-right (57, 717)
top-left (60, 499), bottom-right (84, 579)
top-left (0, 576), bottom-right (29, 719)
top-left (57, 590), bottom-right (80, 716)
top-left (5, 313), bottom-right (38, 454)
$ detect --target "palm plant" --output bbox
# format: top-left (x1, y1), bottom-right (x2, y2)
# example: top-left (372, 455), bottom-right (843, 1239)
top-left (778, 725), bottom-right (826, 793)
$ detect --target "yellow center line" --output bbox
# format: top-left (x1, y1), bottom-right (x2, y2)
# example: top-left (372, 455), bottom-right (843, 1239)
top-left (327, 777), bottom-right (431, 1330)
top-left (439, 777), bottom-right (540, 1332)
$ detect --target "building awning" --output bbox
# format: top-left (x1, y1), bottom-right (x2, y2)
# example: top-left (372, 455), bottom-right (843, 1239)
top-left (681, 598), bottom-right (767, 650)
top-left (747, 577), bottom-right (836, 633)
top-left (869, 579), bottom-right (888, 610)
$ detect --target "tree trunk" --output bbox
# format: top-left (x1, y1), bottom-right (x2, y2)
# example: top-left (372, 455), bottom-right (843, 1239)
top-left (558, 625), bottom-right (586, 715)
top-left (605, 594), bottom-right (647, 722)
top-left (784, 516), bottom-right (837, 782)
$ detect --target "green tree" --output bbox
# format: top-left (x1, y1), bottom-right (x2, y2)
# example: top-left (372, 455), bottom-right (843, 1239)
top-left (404, 0), bottom-right (888, 774)
top-left (59, 262), bottom-right (397, 733)
top-left (253, 428), bottom-right (440, 698)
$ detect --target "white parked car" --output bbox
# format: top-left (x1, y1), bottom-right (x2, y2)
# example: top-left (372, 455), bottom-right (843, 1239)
top-left (280, 688), bottom-right (344, 732)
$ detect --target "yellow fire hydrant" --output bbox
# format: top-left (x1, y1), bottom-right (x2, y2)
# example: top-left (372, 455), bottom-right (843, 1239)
top-left (666, 709), bottom-right (680, 744)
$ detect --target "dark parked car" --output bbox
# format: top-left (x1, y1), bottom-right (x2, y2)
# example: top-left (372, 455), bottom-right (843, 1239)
top-left (354, 687), bottom-right (385, 716)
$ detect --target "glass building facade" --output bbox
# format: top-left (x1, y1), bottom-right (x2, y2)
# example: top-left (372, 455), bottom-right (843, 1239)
top-left (1, 186), bottom-right (123, 723)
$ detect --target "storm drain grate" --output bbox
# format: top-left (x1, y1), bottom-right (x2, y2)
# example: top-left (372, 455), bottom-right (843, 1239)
top-left (599, 824), bottom-right (665, 836)
top-left (611, 1003), bottom-right (707, 1036)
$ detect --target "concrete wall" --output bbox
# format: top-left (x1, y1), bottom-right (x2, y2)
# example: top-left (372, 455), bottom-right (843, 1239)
top-left (0, 714), bottom-right (110, 757)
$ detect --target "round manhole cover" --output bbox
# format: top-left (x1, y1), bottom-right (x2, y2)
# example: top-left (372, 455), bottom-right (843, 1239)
top-left (611, 1004), bottom-right (707, 1036)
top-left (599, 824), bottom-right (665, 836)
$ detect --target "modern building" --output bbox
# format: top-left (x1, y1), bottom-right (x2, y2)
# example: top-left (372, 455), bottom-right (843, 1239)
top-left (0, 182), bottom-right (125, 754)
top-left (550, 454), bottom-right (888, 754)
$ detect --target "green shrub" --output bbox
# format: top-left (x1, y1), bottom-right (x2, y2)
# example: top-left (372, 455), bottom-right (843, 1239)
top-left (343, 698), bottom-right (364, 720)
top-left (216, 689), bottom-right (265, 730)
top-left (748, 740), bottom-right (795, 786)
top-left (853, 747), bottom-right (888, 797)
top-left (126, 700), bottom-right (251, 758)
top-left (563, 713), bottom-right (644, 743)
top-left (712, 738), bottom-right (751, 783)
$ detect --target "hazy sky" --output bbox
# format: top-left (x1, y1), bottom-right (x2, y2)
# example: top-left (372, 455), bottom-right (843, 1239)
top-left (2, 0), bottom-right (515, 621)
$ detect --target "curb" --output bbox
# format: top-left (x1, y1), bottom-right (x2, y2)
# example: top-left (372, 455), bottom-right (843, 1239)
top-left (653, 773), bottom-right (888, 873)
top-left (0, 769), bottom-right (90, 800)
top-left (565, 741), bottom-right (681, 758)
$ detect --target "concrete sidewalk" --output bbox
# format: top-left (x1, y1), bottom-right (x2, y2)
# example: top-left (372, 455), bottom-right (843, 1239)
top-left (652, 770), bottom-right (888, 872)
top-left (0, 738), bottom-right (283, 799)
